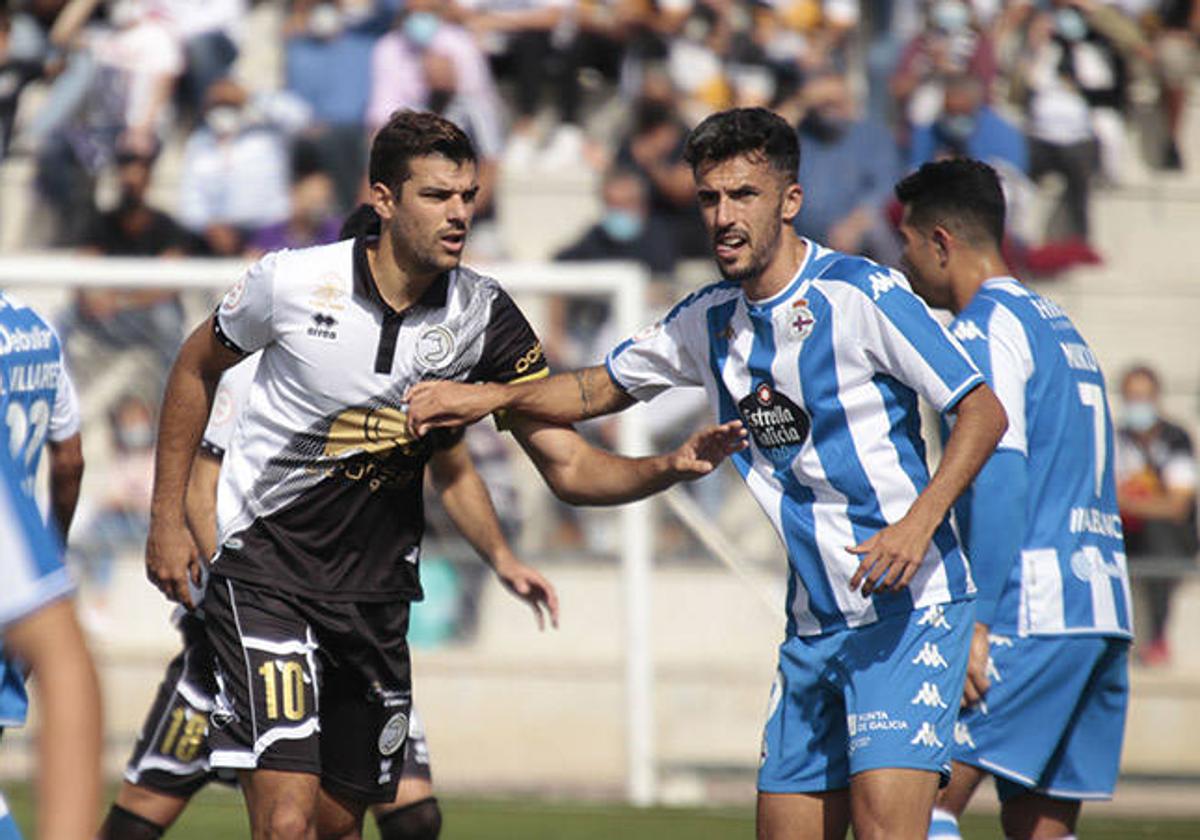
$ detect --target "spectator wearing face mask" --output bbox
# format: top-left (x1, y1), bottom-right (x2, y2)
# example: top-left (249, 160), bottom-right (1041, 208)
top-left (794, 71), bottom-right (902, 266)
top-left (554, 167), bottom-right (675, 274)
top-left (366, 0), bottom-right (498, 131)
top-left (1115, 365), bottom-right (1199, 667)
top-left (177, 77), bottom-right (311, 256)
top-left (890, 0), bottom-right (996, 130)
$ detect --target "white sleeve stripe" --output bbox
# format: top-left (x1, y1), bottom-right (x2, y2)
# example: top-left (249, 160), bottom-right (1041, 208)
top-left (987, 304), bottom-right (1032, 455)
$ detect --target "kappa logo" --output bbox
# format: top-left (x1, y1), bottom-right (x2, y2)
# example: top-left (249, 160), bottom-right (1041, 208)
top-left (988, 634), bottom-right (1014, 647)
top-left (954, 721), bottom-right (976, 749)
top-left (986, 656), bottom-right (1001, 684)
top-left (912, 642), bottom-right (948, 669)
top-left (917, 604), bottom-right (951, 630)
top-left (869, 270), bottom-right (898, 301)
top-left (953, 320), bottom-right (985, 341)
top-left (910, 722), bottom-right (944, 748)
top-left (911, 681), bottom-right (948, 709)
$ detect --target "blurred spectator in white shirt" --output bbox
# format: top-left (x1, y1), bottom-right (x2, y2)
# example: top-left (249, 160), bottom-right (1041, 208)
top-left (159, 0), bottom-right (246, 115)
top-left (178, 78), bottom-right (311, 255)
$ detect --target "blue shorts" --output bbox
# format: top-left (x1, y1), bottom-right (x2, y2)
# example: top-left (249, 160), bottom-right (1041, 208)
top-left (953, 634), bottom-right (1129, 802)
top-left (758, 601), bottom-right (972, 794)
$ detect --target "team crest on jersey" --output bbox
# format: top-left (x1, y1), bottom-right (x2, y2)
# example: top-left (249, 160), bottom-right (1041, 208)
top-left (310, 278), bottom-right (346, 312)
top-left (221, 275), bottom-right (247, 313)
top-left (378, 711), bottom-right (409, 756)
top-left (416, 325), bottom-right (456, 371)
top-left (737, 383), bottom-right (811, 464)
top-left (774, 298), bottom-right (816, 343)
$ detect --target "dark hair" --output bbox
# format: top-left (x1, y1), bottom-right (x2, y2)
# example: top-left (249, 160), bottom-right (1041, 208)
top-left (894, 159), bottom-right (1006, 247)
top-left (1121, 364), bottom-right (1161, 392)
top-left (339, 203), bottom-right (382, 240)
top-left (368, 109), bottom-right (476, 195)
top-left (683, 107), bottom-right (799, 180)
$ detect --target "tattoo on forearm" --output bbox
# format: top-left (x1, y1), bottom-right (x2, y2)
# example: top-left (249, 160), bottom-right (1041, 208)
top-left (574, 370), bottom-right (593, 417)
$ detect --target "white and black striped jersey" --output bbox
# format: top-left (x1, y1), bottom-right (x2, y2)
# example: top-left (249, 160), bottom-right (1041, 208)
top-left (211, 237), bottom-right (547, 602)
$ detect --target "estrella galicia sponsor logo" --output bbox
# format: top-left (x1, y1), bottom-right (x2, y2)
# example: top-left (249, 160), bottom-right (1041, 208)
top-left (0, 324), bottom-right (54, 356)
top-left (737, 383), bottom-right (810, 464)
top-left (308, 312), bottom-right (338, 340)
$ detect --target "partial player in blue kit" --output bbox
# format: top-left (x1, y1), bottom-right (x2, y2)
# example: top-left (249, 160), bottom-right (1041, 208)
top-left (895, 159), bottom-right (1131, 840)
top-left (0, 292), bottom-right (85, 839)
top-left (0, 443), bottom-right (100, 838)
top-left (405, 108), bottom-right (1009, 840)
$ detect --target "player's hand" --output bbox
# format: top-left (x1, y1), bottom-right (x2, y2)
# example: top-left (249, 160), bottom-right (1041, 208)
top-left (666, 421), bottom-right (749, 480)
top-left (405, 380), bottom-right (500, 438)
top-left (493, 554), bottom-right (560, 631)
top-left (962, 622), bottom-right (991, 708)
top-left (145, 514), bottom-right (204, 609)
top-left (846, 512), bottom-right (936, 597)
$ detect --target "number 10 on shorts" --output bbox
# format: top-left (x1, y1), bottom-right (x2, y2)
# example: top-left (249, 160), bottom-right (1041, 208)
top-left (258, 660), bottom-right (308, 721)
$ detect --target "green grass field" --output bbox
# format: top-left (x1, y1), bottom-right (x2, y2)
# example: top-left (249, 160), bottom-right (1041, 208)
top-left (5, 785), bottom-right (1200, 838)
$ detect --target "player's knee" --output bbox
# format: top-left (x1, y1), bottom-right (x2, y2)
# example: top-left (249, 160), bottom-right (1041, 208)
top-left (259, 801), bottom-right (317, 840)
top-left (98, 804), bottom-right (166, 840)
top-left (375, 797), bottom-right (442, 840)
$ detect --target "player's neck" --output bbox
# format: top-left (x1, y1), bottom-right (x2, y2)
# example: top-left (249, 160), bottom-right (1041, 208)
top-left (742, 232), bottom-right (807, 302)
top-left (367, 236), bottom-right (440, 312)
top-left (950, 250), bottom-right (1009, 314)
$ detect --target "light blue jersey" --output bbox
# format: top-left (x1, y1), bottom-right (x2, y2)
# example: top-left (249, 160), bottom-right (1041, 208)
top-left (0, 447), bottom-right (71, 629)
top-left (949, 277), bottom-right (1132, 638)
top-left (0, 291), bottom-right (79, 729)
top-left (608, 241), bottom-right (984, 636)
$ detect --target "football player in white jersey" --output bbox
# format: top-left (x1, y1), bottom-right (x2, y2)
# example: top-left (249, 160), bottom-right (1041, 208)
top-left (407, 108), bottom-right (1009, 840)
top-left (896, 161), bottom-right (1131, 840)
top-left (143, 110), bottom-right (745, 839)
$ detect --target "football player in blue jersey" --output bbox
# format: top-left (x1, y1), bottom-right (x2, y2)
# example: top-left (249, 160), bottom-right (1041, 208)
top-left (0, 446), bottom-right (100, 839)
top-left (895, 159), bottom-right (1132, 840)
top-left (407, 108), bottom-right (1008, 840)
top-left (0, 293), bottom-right (86, 839)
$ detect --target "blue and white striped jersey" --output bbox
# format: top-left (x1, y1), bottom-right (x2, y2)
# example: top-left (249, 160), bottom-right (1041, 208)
top-left (0, 447), bottom-right (70, 632)
top-left (0, 291), bottom-right (81, 497)
top-left (949, 277), bottom-right (1132, 638)
top-left (607, 241), bottom-right (984, 636)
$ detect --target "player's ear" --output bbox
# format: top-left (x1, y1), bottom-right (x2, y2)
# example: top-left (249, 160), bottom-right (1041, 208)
top-left (370, 182), bottom-right (397, 221)
top-left (931, 225), bottom-right (953, 267)
top-left (781, 181), bottom-right (803, 223)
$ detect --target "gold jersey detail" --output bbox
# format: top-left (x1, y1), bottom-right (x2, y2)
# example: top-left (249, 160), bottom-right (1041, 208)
top-left (323, 406), bottom-right (417, 458)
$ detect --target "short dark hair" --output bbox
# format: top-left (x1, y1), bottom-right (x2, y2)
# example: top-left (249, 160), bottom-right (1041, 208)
top-left (1121, 364), bottom-right (1161, 393)
top-left (368, 110), bottom-right (476, 195)
top-left (894, 159), bottom-right (1006, 247)
top-left (683, 107), bottom-right (799, 180)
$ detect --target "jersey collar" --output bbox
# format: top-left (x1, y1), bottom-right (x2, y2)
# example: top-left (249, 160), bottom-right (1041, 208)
top-left (743, 237), bottom-right (816, 312)
top-left (352, 236), bottom-right (451, 316)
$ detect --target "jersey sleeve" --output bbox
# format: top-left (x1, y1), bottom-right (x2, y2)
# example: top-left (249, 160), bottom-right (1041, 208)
top-left (853, 269), bottom-right (984, 412)
top-left (47, 359), bottom-right (81, 443)
top-left (605, 299), bottom-right (706, 402)
top-left (0, 453), bottom-right (71, 629)
top-left (201, 355), bottom-right (259, 458)
top-left (969, 303), bottom-right (1033, 454)
top-left (213, 252), bottom-right (279, 355)
top-left (471, 289), bottom-right (548, 385)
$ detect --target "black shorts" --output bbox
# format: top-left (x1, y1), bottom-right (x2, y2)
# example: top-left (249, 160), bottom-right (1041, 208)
top-left (123, 611), bottom-right (228, 798)
top-left (205, 574), bottom-right (417, 803)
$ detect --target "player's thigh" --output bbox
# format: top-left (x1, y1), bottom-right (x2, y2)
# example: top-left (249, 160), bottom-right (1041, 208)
top-left (1000, 792), bottom-right (1081, 840)
top-left (316, 784), bottom-right (368, 840)
top-left (849, 767), bottom-right (940, 840)
top-left (757, 791), bottom-right (849, 840)
top-left (934, 760), bottom-right (987, 817)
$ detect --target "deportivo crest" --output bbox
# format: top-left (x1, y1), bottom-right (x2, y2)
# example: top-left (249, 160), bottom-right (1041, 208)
top-left (774, 298), bottom-right (816, 342)
top-left (416, 325), bottom-right (456, 370)
top-left (378, 711), bottom-right (409, 756)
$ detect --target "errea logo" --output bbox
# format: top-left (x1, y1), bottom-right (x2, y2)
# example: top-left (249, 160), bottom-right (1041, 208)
top-left (868, 270), bottom-right (897, 301)
top-left (953, 320), bottom-right (985, 341)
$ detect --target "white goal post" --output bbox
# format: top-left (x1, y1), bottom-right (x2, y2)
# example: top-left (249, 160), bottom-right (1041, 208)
top-left (0, 254), bottom-right (660, 806)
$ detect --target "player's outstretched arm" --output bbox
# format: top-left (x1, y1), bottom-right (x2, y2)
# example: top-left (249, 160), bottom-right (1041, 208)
top-left (429, 441), bottom-right (559, 630)
top-left (406, 365), bottom-right (633, 438)
top-left (146, 316), bottom-right (243, 607)
top-left (47, 433), bottom-right (84, 540)
top-left (509, 417), bottom-right (747, 507)
top-left (847, 383), bottom-right (1007, 596)
top-left (5, 598), bottom-right (102, 840)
